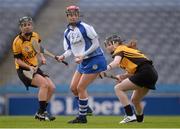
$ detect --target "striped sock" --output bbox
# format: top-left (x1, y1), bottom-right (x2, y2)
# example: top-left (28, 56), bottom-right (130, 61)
top-left (79, 98), bottom-right (88, 119)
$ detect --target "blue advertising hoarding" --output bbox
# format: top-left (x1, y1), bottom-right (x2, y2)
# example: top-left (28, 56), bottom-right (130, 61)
top-left (8, 95), bottom-right (180, 115)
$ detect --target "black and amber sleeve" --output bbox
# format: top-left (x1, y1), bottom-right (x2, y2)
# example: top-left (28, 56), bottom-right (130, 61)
top-left (12, 39), bottom-right (22, 59)
top-left (33, 32), bottom-right (41, 43)
top-left (112, 45), bottom-right (124, 58)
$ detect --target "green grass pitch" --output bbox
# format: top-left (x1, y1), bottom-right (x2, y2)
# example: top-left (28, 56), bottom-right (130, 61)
top-left (0, 116), bottom-right (180, 128)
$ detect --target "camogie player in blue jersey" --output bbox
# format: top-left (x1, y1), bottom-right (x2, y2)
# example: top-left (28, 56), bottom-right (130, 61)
top-left (56, 5), bottom-right (107, 124)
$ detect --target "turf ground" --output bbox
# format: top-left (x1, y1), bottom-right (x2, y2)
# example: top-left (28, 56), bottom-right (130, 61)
top-left (0, 116), bottom-right (180, 128)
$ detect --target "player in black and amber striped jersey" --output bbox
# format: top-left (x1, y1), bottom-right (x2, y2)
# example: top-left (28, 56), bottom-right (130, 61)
top-left (112, 40), bottom-right (151, 74)
top-left (12, 16), bottom-right (55, 121)
top-left (13, 31), bottom-right (40, 69)
top-left (102, 35), bottom-right (158, 124)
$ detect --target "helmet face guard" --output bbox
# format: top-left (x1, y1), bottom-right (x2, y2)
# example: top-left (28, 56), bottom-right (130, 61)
top-left (19, 16), bottom-right (33, 26)
top-left (66, 5), bottom-right (80, 16)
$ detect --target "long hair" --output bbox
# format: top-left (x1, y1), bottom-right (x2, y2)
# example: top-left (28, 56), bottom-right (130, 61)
top-left (104, 35), bottom-right (138, 49)
top-left (126, 40), bottom-right (137, 49)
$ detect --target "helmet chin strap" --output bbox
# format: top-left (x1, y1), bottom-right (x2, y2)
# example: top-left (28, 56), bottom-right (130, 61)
top-left (110, 51), bottom-right (114, 55)
top-left (24, 32), bottom-right (32, 36)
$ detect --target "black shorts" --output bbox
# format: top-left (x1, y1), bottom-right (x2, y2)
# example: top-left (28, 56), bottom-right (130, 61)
top-left (129, 62), bottom-right (158, 90)
top-left (17, 68), bottom-right (49, 90)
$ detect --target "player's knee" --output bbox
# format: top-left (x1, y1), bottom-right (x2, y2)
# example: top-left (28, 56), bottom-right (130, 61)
top-left (49, 84), bottom-right (56, 92)
top-left (114, 85), bottom-right (122, 92)
top-left (70, 86), bottom-right (78, 94)
top-left (39, 83), bottom-right (48, 89)
top-left (131, 98), bottom-right (140, 105)
top-left (115, 83), bottom-right (127, 92)
top-left (39, 80), bottom-right (49, 89)
top-left (77, 86), bottom-right (85, 93)
top-left (114, 85), bottom-right (118, 92)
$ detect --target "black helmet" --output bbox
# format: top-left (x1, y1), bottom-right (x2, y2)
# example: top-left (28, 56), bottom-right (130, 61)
top-left (104, 35), bottom-right (124, 46)
top-left (19, 16), bottom-right (33, 25)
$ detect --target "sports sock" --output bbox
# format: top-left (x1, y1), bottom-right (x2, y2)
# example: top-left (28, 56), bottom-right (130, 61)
top-left (45, 103), bottom-right (48, 109)
top-left (136, 114), bottom-right (144, 122)
top-left (124, 104), bottom-right (133, 116)
top-left (79, 98), bottom-right (88, 119)
top-left (38, 101), bottom-right (46, 114)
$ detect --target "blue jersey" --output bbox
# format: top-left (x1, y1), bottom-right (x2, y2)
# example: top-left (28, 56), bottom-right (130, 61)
top-left (63, 21), bottom-right (103, 58)
top-left (63, 21), bottom-right (107, 73)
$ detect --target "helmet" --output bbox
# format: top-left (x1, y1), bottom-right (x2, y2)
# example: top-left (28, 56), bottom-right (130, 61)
top-left (104, 35), bottom-right (124, 46)
top-left (19, 16), bottom-right (33, 25)
top-left (66, 5), bottom-right (80, 15)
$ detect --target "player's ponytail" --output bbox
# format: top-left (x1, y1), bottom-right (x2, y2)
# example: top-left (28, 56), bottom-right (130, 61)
top-left (126, 39), bottom-right (137, 49)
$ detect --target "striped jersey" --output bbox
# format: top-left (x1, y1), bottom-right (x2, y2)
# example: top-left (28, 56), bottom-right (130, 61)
top-left (12, 32), bottom-right (41, 69)
top-left (113, 45), bottom-right (152, 74)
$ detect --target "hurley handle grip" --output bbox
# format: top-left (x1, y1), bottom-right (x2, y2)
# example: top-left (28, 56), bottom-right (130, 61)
top-left (55, 56), bottom-right (68, 66)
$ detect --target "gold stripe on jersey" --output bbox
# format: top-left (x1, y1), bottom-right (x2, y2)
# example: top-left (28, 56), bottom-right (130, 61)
top-left (120, 57), bottom-right (137, 74)
top-left (113, 45), bottom-right (151, 74)
top-left (12, 32), bottom-right (41, 69)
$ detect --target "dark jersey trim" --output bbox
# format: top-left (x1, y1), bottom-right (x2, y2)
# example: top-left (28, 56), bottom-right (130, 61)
top-left (14, 54), bottom-right (23, 59)
top-left (126, 57), bottom-right (152, 66)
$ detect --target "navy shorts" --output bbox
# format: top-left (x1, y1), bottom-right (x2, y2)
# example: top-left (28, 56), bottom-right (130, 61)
top-left (129, 62), bottom-right (158, 90)
top-left (17, 68), bottom-right (49, 90)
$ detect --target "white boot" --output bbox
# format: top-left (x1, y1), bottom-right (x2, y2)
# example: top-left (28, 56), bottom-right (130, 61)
top-left (119, 114), bottom-right (137, 124)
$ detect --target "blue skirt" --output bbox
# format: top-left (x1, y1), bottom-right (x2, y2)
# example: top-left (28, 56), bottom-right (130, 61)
top-left (77, 55), bottom-right (107, 74)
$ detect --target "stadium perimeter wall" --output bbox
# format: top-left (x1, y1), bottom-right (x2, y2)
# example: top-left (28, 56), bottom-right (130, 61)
top-left (0, 84), bottom-right (179, 116)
